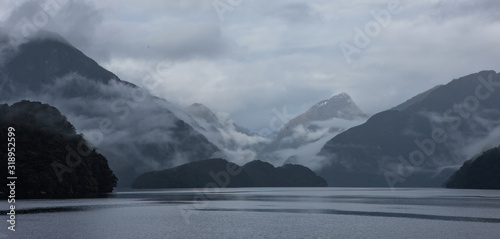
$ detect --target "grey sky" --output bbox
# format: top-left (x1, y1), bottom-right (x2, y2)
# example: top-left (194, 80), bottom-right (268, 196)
top-left (1, 0), bottom-right (499, 131)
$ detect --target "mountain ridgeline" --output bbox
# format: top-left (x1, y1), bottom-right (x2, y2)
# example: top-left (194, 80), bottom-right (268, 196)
top-left (0, 32), bottom-right (220, 187)
top-left (1, 31), bottom-right (498, 189)
top-left (184, 103), bottom-right (269, 164)
top-left (259, 93), bottom-right (368, 169)
top-left (0, 101), bottom-right (117, 198)
top-left (282, 92), bottom-right (367, 130)
top-left (131, 158), bottom-right (327, 188)
top-left (318, 71), bottom-right (500, 187)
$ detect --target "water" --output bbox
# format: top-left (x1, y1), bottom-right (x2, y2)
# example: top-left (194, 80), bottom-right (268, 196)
top-left (2, 188), bottom-right (500, 238)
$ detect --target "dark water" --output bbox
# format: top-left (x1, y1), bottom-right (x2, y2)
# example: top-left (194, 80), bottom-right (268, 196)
top-left (2, 188), bottom-right (500, 238)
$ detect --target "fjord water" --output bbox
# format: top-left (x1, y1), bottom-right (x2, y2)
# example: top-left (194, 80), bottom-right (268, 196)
top-left (2, 188), bottom-right (500, 239)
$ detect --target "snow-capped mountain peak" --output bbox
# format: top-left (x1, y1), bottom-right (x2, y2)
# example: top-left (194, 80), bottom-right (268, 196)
top-left (259, 93), bottom-right (368, 170)
top-left (284, 92), bottom-right (366, 131)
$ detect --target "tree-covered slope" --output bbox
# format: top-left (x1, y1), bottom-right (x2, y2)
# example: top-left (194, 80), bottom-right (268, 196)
top-left (0, 101), bottom-right (117, 198)
top-left (445, 146), bottom-right (500, 189)
top-left (131, 158), bottom-right (327, 188)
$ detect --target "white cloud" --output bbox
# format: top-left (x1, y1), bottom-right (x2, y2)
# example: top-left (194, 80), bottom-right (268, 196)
top-left (1, 0), bottom-right (500, 132)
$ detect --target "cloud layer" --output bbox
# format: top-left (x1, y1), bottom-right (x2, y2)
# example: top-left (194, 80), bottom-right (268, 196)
top-left (1, 0), bottom-right (500, 132)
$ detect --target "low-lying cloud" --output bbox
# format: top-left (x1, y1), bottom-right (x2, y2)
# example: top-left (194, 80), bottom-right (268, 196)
top-left (2, 0), bottom-right (500, 132)
top-left (260, 117), bottom-right (367, 170)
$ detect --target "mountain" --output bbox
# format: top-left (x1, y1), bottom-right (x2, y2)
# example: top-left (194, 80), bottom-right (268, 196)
top-left (185, 103), bottom-right (269, 164)
top-left (186, 103), bottom-right (259, 136)
top-left (444, 145), bottom-right (500, 189)
top-left (318, 71), bottom-right (500, 187)
top-left (392, 85), bottom-right (443, 111)
top-left (2, 33), bottom-right (131, 94)
top-left (0, 31), bottom-right (220, 187)
top-left (131, 158), bottom-right (327, 188)
top-left (186, 103), bottom-right (224, 131)
top-left (259, 93), bottom-right (367, 170)
top-left (0, 101), bottom-right (117, 198)
top-left (283, 93), bottom-right (367, 130)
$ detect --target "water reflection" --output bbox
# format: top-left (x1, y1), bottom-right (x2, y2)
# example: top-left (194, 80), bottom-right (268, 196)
top-left (2, 188), bottom-right (500, 239)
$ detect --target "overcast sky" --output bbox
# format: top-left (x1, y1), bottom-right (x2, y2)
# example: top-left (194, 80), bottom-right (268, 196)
top-left (1, 0), bottom-right (500, 131)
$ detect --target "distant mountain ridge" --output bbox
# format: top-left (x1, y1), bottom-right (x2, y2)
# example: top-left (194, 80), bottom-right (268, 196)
top-left (318, 70), bottom-right (500, 187)
top-left (131, 158), bottom-right (327, 188)
top-left (186, 103), bottom-right (252, 136)
top-left (259, 93), bottom-right (367, 170)
top-left (281, 92), bottom-right (367, 132)
top-left (185, 103), bottom-right (269, 164)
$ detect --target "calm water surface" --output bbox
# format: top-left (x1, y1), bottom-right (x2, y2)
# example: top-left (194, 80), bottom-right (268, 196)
top-left (2, 188), bottom-right (500, 238)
